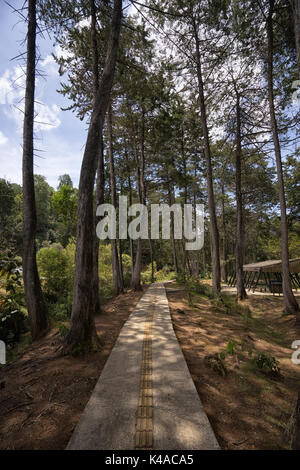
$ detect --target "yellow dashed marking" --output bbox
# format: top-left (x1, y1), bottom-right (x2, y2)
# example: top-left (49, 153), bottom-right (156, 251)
top-left (135, 295), bottom-right (156, 450)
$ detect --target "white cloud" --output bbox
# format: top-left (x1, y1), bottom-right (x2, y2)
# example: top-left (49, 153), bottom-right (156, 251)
top-left (76, 17), bottom-right (91, 30)
top-left (40, 54), bottom-right (58, 76)
top-left (0, 130), bottom-right (8, 145)
top-left (0, 141), bottom-right (22, 184)
top-left (0, 65), bottom-right (61, 132)
top-left (33, 103), bottom-right (61, 131)
top-left (0, 130), bottom-right (83, 188)
top-left (54, 44), bottom-right (74, 61)
top-left (0, 69), bottom-right (13, 104)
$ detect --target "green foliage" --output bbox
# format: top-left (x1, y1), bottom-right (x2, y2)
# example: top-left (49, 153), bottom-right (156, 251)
top-left (211, 294), bottom-right (252, 318)
top-left (37, 244), bottom-right (70, 300)
top-left (226, 340), bottom-right (237, 355)
top-left (0, 179), bottom-right (16, 244)
top-left (252, 352), bottom-right (281, 377)
top-left (0, 251), bottom-right (28, 345)
top-left (0, 179), bottom-right (22, 252)
top-left (155, 266), bottom-right (176, 282)
top-left (204, 353), bottom-right (227, 376)
top-left (141, 263), bottom-right (176, 284)
top-left (98, 243), bottom-right (114, 302)
top-left (51, 294), bottom-right (73, 321)
top-left (177, 274), bottom-right (212, 298)
top-left (37, 242), bottom-right (75, 319)
top-left (57, 323), bottom-right (69, 338)
top-left (51, 183), bottom-right (78, 247)
top-left (34, 175), bottom-right (54, 247)
top-left (0, 305), bottom-right (28, 345)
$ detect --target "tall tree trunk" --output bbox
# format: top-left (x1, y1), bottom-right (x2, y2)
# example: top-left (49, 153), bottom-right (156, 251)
top-left (63, 0), bottom-right (123, 353)
top-left (286, 390), bottom-right (300, 449)
top-left (168, 184), bottom-right (178, 275)
top-left (291, 0), bottom-right (300, 77)
top-left (266, 1), bottom-right (300, 318)
top-left (91, 0), bottom-right (102, 316)
top-left (221, 168), bottom-right (228, 283)
top-left (192, 16), bottom-right (221, 296)
top-left (149, 239), bottom-right (154, 283)
top-left (107, 102), bottom-right (123, 295)
top-left (182, 139), bottom-right (191, 277)
top-left (90, 0), bottom-right (99, 99)
top-left (118, 179), bottom-right (124, 285)
top-left (131, 110), bottom-right (146, 291)
top-left (125, 145), bottom-right (134, 278)
top-left (235, 91), bottom-right (247, 301)
top-left (92, 133), bottom-right (105, 316)
top-left (22, 0), bottom-right (49, 341)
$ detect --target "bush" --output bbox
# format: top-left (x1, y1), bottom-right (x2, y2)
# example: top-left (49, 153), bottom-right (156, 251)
top-left (50, 293), bottom-right (73, 321)
top-left (252, 352), bottom-right (280, 377)
top-left (37, 244), bottom-right (70, 301)
top-left (0, 251), bottom-right (28, 345)
top-left (177, 274), bottom-right (212, 298)
top-left (156, 265), bottom-right (176, 282)
top-left (141, 262), bottom-right (156, 284)
top-left (57, 323), bottom-right (69, 338)
top-left (204, 353), bottom-right (227, 376)
top-left (0, 303), bottom-right (28, 345)
top-left (211, 293), bottom-right (252, 317)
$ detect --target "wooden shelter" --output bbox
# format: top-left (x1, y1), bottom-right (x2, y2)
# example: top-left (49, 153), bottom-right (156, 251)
top-left (228, 258), bottom-right (300, 294)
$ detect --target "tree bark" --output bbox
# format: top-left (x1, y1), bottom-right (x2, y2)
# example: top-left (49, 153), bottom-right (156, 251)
top-left (192, 16), bottom-right (221, 296)
top-left (131, 110), bottom-right (146, 291)
top-left (107, 102), bottom-right (123, 295)
top-left (125, 145), bottom-right (134, 278)
top-left (266, 0), bottom-right (300, 318)
top-left (63, 0), bottom-right (123, 352)
top-left (168, 184), bottom-right (178, 276)
top-left (221, 167), bottom-right (228, 283)
top-left (235, 91), bottom-right (247, 301)
top-left (22, 0), bottom-right (49, 341)
top-left (90, 0), bottom-right (99, 102)
top-left (92, 132), bottom-right (105, 316)
top-left (291, 0), bottom-right (300, 77)
top-left (91, 0), bottom-right (103, 316)
top-left (286, 390), bottom-right (300, 449)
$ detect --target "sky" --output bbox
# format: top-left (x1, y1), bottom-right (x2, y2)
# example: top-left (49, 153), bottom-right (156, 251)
top-left (0, 1), bottom-right (297, 191)
top-left (0, 0), bottom-right (89, 189)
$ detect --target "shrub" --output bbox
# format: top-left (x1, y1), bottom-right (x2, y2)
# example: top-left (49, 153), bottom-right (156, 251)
top-left (178, 275), bottom-right (212, 298)
top-left (57, 323), bottom-right (69, 338)
top-left (50, 293), bottom-right (73, 321)
top-left (37, 244), bottom-right (69, 301)
top-left (141, 262), bottom-right (156, 284)
top-left (0, 251), bottom-right (28, 345)
top-left (156, 266), bottom-right (176, 281)
top-left (226, 340), bottom-right (238, 355)
top-left (204, 353), bottom-right (227, 376)
top-left (0, 303), bottom-right (28, 345)
top-left (252, 352), bottom-right (280, 376)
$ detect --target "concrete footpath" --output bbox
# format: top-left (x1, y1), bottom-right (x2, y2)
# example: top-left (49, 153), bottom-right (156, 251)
top-left (67, 283), bottom-right (220, 450)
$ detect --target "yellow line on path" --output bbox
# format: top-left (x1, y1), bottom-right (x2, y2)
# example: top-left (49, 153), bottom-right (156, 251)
top-left (135, 295), bottom-right (156, 450)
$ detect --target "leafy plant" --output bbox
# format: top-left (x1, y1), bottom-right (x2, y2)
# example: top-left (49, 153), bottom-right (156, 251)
top-left (252, 352), bottom-right (280, 377)
top-left (0, 251), bottom-right (28, 345)
top-left (204, 353), bottom-right (227, 376)
top-left (226, 340), bottom-right (237, 355)
top-left (37, 244), bottom-right (70, 301)
top-left (57, 323), bottom-right (69, 338)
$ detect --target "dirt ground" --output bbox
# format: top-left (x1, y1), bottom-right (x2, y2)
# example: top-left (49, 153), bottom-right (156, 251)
top-left (1, 282), bottom-right (300, 450)
top-left (0, 289), bottom-right (145, 450)
top-left (165, 283), bottom-right (300, 450)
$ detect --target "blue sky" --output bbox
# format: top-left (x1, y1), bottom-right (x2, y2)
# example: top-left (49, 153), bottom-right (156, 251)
top-left (0, 0), bottom-right (89, 189)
